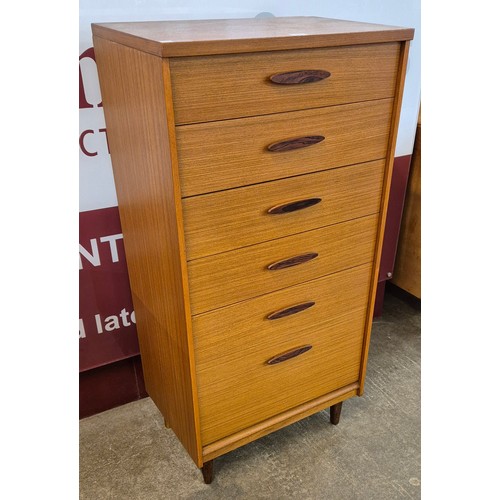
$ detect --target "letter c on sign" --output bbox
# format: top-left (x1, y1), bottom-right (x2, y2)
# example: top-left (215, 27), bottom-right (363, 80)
top-left (80, 129), bottom-right (97, 157)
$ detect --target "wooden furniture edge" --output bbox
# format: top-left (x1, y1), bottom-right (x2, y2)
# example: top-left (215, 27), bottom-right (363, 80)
top-left (92, 23), bottom-right (414, 58)
top-left (92, 29), bottom-right (162, 56)
top-left (202, 382), bottom-right (359, 462)
top-left (92, 37), bottom-right (203, 467)
top-left (162, 57), bottom-right (204, 467)
top-left (357, 40), bottom-right (411, 395)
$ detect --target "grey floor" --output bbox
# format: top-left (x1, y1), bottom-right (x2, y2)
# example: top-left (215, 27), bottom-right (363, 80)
top-left (80, 291), bottom-right (420, 499)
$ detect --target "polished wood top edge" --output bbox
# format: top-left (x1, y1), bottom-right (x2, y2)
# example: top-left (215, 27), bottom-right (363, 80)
top-left (202, 382), bottom-right (360, 459)
top-left (91, 18), bottom-right (414, 57)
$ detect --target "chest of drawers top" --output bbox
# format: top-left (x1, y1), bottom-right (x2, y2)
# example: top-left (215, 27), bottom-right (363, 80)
top-left (92, 16), bottom-right (413, 57)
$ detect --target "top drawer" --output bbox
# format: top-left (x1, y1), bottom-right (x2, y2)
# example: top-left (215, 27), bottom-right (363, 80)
top-left (169, 43), bottom-right (400, 124)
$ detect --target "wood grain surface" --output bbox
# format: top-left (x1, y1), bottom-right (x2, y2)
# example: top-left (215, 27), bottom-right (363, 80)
top-left (183, 160), bottom-right (384, 261)
top-left (170, 43), bottom-right (399, 123)
top-left (193, 264), bottom-right (372, 445)
top-left (176, 99), bottom-right (393, 196)
top-left (92, 17), bottom-right (413, 57)
top-left (92, 37), bottom-right (202, 466)
top-left (187, 215), bottom-right (377, 314)
top-left (202, 383), bottom-right (359, 461)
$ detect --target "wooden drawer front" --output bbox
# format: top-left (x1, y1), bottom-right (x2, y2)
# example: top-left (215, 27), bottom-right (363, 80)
top-left (188, 214), bottom-right (377, 315)
top-left (183, 160), bottom-right (384, 261)
top-left (193, 264), bottom-right (372, 445)
top-left (170, 43), bottom-right (400, 124)
top-left (177, 99), bottom-right (392, 197)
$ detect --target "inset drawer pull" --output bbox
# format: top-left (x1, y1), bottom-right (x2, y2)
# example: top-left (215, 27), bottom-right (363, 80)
top-left (267, 301), bottom-right (315, 320)
top-left (269, 70), bottom-right (331, 85)
top-left (267, 135), bottom-right (325, 152)
top-left (268, 198), bottom-right (322, 214)
top-left (267, 252), bottom-right (318, 271)
top-left (266, 345), bottom-right (313, 365)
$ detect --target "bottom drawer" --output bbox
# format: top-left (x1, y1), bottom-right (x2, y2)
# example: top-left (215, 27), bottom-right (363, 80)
top-left (193, 263), bottom-right (373, 445)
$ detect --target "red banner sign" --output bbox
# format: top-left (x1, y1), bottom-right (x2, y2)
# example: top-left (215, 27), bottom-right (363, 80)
top-left (79, 207), bottom-right (140, 371)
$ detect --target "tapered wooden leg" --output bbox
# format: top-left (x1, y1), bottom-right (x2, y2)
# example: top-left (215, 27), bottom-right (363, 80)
top-left (164, 417), bottom-right (170, 428)
top-left (330, 401), bottom-right (343, 425)
top-left (201, 460), bottom-right (214, 484)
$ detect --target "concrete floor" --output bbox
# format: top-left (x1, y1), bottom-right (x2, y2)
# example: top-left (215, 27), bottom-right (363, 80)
top-left (80, 290), bottom-right (420, 499)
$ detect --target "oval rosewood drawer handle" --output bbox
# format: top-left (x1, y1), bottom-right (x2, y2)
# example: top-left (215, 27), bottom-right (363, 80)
top-left (269, 70), bottom-right (331, 84)
top-left (266, 345), bottom-right (313, 365)
top-left (267, 301), bottom-right (315, 320)
top-left (267, 252), bottom-right (318, 271)
top-left (268, 198), bottom-right (322, 214)
top-left (267, 135), bottom-right (325, 152)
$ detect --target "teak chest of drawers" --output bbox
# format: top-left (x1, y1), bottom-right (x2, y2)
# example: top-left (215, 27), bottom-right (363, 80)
top-left (92, 17), bottom-right (414, 483)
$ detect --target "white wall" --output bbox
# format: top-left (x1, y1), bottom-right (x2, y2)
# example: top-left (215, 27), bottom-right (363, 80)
top-left (79, 0), bottom-right (420, 212)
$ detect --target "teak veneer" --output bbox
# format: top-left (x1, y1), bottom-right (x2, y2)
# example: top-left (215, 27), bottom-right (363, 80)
top-left (92, 16), bottom-right (413, 483)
